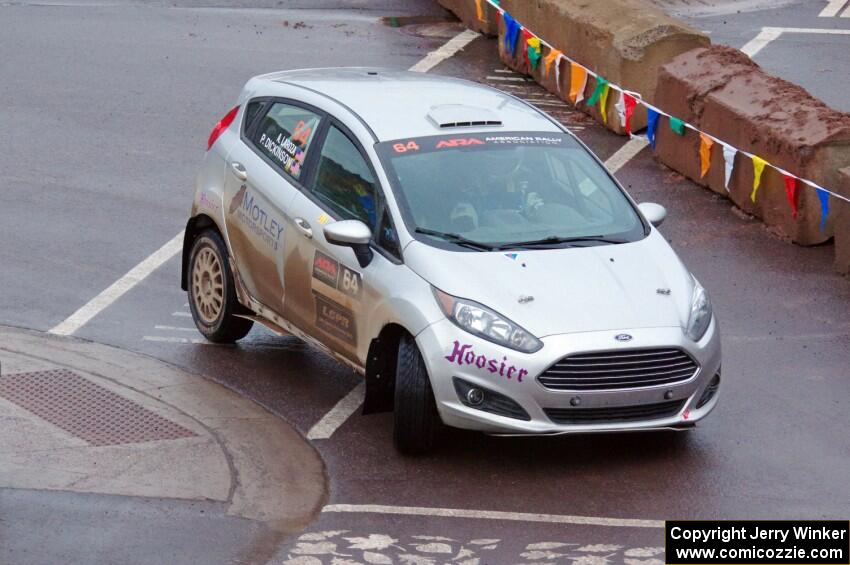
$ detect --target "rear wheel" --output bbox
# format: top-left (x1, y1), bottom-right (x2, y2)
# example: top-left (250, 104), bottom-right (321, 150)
top-left (393, 335), bottom-right (439, 454)
top-left (187, 230), bottom-right (253, 343)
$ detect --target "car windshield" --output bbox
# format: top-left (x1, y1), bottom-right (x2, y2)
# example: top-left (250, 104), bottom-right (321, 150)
top-left (377, 133), bottom-right (646, 250)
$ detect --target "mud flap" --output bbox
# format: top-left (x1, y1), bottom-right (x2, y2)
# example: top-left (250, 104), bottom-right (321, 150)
top-left (362, 337), bottom-right (396, 414)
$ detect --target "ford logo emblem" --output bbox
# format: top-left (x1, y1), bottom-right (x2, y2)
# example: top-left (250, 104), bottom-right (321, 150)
top-left (615, 334), bottom-right (633, 342)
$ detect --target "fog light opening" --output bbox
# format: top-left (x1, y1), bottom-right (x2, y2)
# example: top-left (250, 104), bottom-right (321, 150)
top-left (466, 387), bottom-right (484, 406)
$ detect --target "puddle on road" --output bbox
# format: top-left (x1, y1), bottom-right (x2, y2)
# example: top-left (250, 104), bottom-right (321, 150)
top-left (381, 14), bottom-right (466, 39)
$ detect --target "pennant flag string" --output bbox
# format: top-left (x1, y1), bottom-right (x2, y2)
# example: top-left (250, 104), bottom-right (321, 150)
top-left (487, 2), bottom-right (850, 208)
top-left (669, 117), bottom-right (686, 136)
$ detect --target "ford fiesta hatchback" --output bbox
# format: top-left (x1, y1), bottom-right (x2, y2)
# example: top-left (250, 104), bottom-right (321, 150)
top-left (182, 68), bottom-right (721, 454)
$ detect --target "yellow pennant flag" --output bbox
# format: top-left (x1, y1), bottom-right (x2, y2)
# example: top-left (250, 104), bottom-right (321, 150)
top-left (751, 155), bottom-right (768, 202)
top-left (544, 49), bottom-right (562, 78)
top-left (599, 83), bottom-right (611, 124)
top-left (699, 133), bottom-right (714, 179)
top-left (475, 0), bottom-right (485, 22)
top-left (569, 63), bottom-right (588, 105)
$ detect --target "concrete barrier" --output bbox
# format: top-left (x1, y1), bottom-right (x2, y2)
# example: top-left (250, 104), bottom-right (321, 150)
top-left (491, 0), bottom-right (708, 134)
top-left (653, 45), bottom-right (850, 246)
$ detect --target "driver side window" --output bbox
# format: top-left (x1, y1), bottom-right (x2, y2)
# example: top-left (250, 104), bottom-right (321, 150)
top-left (311, 126), bottom-right (378, 230)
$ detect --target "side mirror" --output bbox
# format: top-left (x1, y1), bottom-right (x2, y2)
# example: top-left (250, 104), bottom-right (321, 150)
top-left (638, 202), bottom-right (667, 228)
top-left (323, 220), bottom-right (374, 268)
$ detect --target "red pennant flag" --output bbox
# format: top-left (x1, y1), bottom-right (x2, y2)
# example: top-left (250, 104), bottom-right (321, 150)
top-left (623, 94), bottom-right (637, 134)
top-left (784, 175), bottom-right (799, 219)
top-left (521, 29), bottom-right (533, 65)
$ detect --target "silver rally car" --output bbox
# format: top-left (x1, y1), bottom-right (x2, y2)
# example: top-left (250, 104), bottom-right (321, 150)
top-left (182, 68), bottom-right (721, 453)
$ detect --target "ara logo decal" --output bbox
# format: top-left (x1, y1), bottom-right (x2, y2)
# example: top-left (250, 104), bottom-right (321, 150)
top-left (445, 341), bottom-right (529, 383)
top-left (436, 138), bottom-right (485, 149)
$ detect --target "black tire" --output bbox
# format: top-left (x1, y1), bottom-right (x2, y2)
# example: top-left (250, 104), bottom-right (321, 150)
top-left (187, 229), bottom-right (253, 343)
top-left (393, 334), bottom-right (439, 454)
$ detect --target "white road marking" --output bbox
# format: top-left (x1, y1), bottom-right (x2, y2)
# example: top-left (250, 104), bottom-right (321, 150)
top-left (485, 75), bottom-right (530, 82)
top-left (740, 27), bottom-right (783, 57)
top-left (408, 29), bottom-right (480, 73)
top-left (322, 504), bottom-right (664, 528)
top-left (172, 311), bottom-right (192, 317)
top-left (819, 0), bottom-right (849, 17)
top-left (306, 382), bottom-right (366, 440)
top-left (142, 335), bottom-right (218, 345)
top-left (604, 137), bottom-right (649, 174)
top-left (154, 325), bottom-right (198, 332)
top-left (742, 26), bottom-right (850, 57)
top-left (49, 232), bottom-right (184, 335)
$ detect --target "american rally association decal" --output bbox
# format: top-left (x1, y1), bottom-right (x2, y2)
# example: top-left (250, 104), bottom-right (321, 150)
top-left (228, 185), bottom-right (285, 250)
top-left (315, 294), bottom-right (357, 345)
top-left (312, 250), bottom-right (362, 300)
top-left (445, 340), bottom-right (529, 382)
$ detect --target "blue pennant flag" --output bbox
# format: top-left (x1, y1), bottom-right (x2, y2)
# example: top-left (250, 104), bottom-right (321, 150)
top-left (817, 188), bottom-right (830, 231)
top-left (646, 108), bottom-right (660, 149)
top-left (502, 12), bottom-right (521, 56)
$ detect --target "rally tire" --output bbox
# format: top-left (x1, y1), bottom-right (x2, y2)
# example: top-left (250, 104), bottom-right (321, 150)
top-left (187, 229), bottom-right (253, 343)
top-left (393, 335), bottom-right (439, 454)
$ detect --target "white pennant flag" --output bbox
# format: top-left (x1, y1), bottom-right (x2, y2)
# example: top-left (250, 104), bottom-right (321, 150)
top-left (614, 90), bottom-right (626, 128)
top-left (722, 144), bottom-right (737, 192)
top-left (554, 55), bottom-right (563, 93)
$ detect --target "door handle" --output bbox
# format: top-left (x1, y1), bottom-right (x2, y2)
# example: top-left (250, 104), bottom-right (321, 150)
top-left (230, 162), bottom-right (248, 181)
top-left (293, 217), bottom-right (313, 239)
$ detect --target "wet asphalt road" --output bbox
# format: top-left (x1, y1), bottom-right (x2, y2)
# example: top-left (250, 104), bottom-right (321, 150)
top-left (1, 0), bottom-right (849, 562)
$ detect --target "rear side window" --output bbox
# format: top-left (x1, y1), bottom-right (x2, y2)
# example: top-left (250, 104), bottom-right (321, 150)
top-left (311, 126), bottom-right (378, 229)
top-left (242, 100), bottom-right (265, 134)
top-left (251, 102), bottom-right (321, 181)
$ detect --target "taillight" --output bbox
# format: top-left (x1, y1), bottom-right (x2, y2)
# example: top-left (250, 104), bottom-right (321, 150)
top-left (207, 105), bottom-right (240, 151)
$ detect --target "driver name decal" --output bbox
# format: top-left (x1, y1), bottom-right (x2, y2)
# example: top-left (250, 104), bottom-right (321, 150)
top-left (445, 341), bottom-right (529, 382)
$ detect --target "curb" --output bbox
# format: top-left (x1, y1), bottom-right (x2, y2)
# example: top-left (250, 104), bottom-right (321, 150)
top-left (0, 325), bottom-right (328, 537)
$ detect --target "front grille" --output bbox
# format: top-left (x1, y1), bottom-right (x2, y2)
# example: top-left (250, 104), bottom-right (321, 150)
top-left (544, 399), bottom-right (685, 425)
top-left (537, 348), bottom-right (699, 391)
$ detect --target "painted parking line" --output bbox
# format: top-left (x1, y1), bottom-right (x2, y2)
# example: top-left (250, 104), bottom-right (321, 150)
top-left (49, 231), bottom-right (184, 336)
top-left (306, 381), bottom-right (366, 440)
top-left (408, 29), bottom-right (480, 73)
top-left (819, 0), bottom-right (850, 17)
top-left (741, 26), bottom-right (850, 58)
top-left (323, 504), bottom-right (664, 528)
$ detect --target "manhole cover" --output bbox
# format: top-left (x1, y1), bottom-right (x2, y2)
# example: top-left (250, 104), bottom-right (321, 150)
top-left (0, 369), bottom-right (197, 446)
top-left (382, 15), bottom-right (466, 39)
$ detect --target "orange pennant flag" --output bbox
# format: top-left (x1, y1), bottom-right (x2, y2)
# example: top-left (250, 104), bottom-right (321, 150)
top-left (544, 49), bottom-right (562, 78)
top-left (699, 133), bottom-right (714, 179)
top-left (569, 62), bottom-right (588, 105)
top-left (475, 0), bottom-right (486, 22)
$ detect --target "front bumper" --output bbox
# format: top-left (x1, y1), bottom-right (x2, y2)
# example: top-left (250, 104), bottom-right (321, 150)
top-left (416, 317), bottom-right (721, 435)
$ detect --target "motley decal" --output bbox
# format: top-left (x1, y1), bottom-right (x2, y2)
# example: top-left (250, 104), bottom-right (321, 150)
top-left (312, 250), bottom-right (363, 300)
top-left (315, 294), bottom-right (357, 345)
top-left (229, 186), bottom-right (285, 250)
top-left (445, 341), bottom-right (529, 382)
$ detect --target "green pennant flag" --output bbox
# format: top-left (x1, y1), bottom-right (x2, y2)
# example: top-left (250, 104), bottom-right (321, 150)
top-left (586, 76), bottom-right (609, 106)
top-left (670, 117), bottom-right (686, 136)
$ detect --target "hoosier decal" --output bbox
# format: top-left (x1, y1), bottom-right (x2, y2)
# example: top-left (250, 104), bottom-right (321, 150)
top-left (445, 340), bottom-right (529, 382)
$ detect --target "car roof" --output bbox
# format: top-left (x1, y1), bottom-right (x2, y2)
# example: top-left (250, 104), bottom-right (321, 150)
top-left (257, 68), bottom-right (564, 142)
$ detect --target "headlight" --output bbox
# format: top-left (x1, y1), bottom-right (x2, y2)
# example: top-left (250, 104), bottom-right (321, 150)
top-left (685, 279), bottom-right (713, 341)
top-left (433, 288), bottom-right (543, 353)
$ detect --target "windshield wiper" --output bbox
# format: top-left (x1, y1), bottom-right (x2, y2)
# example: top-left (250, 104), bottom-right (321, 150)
top-left (498, 235), bottom-right (628, 250)
top-left (415, 228), bottom-right (496, 251)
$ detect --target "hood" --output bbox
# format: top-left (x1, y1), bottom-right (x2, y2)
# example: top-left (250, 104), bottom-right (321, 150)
top-left (403, 230), bottom-right (694, 338)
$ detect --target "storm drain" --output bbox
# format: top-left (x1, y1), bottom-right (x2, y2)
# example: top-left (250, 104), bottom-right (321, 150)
top-left (0, 369), bottom-right (197, 446)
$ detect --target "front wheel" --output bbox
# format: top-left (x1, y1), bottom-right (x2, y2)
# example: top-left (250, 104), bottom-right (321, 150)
top-left (393, 335), bottom-right (440, 454)
top-left (187, 229), bottom-right (253, 343)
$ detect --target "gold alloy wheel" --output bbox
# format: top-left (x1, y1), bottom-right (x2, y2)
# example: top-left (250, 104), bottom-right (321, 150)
top-left (192, 245), bottom-right (225, 325)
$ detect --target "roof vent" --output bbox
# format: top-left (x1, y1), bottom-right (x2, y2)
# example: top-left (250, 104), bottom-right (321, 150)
top-left (426, 104), bottom-right (502, 129)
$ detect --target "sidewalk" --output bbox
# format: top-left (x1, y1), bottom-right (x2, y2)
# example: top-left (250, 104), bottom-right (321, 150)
top-left (0, 325), bottom-right (327, 565)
